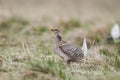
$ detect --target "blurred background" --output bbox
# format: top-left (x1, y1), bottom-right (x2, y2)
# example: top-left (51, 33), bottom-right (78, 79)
top-left (0, 0), bottom-right (120, 80)
top-left (0, 0), bottom-right (120, 23)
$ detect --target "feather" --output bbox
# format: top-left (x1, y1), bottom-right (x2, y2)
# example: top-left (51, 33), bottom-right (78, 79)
top-left (81, 38), bottom-right (88, 59)
top-left (59, 42), bottom-right (83, 61)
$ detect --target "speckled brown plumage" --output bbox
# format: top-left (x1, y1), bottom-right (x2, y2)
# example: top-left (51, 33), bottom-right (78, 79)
top-left (51, 27), bottom-right (84, 65)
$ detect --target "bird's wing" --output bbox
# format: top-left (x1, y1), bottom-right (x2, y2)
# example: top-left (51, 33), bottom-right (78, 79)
top-left (59, 42), bottom-right (83, 61)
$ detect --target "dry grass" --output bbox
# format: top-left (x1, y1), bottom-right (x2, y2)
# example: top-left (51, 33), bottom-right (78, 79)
top-left (0, 17), bottom-right (120, 80)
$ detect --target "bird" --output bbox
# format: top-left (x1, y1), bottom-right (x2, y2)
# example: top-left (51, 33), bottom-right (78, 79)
top-left (51, 27), bottom-right (87, 65)
top-left (103, 23), bottom-right (120, 43)
top-left (110, 23), bottom-right (120, 40)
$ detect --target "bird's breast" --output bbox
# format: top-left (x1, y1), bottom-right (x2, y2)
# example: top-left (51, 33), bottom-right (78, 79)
top-left (53, 44), bottom-right (70, 61)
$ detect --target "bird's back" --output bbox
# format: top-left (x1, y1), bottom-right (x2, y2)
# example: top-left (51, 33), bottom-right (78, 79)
top-left (59, 41), bottom-right (84, 62)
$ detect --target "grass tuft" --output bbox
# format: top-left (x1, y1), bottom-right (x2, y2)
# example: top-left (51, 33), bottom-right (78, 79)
top-left (0, 17), bottom-right (29, 28)
top-left (28, 59), bottom-right (66, 79)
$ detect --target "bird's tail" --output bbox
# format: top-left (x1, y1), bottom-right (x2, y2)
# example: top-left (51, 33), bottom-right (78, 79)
top-left (81, 38), bottom-right (88, 59)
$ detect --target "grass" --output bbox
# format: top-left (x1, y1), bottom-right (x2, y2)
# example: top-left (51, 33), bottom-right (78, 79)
top-left (58, 18), bottom-right (81, 33)
top-left (0, 17), bottom-right (29, 28)
top-left (28, 59), bottom-right (66, 79)
top-left (0, 17), bottom-right (29, 34)
top-left (99, 44), bottom-right (120, 71)
top-left (0, 18), bottom-right (120, 80)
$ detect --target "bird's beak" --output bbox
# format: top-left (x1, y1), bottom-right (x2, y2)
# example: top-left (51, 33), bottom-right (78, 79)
top-left (51, 28), bottom-right (58, 31)
top-left (51, 29), bottom-right (54, 31)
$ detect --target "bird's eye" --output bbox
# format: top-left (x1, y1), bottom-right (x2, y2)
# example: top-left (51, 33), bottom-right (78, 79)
top-left (55, 29), bottom-right (58, 31)
top-left (51, 29), bottom-right (54, 31)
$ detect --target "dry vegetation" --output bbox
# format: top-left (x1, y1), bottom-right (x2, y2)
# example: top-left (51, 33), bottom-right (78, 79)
top-left (0, 17), bottom-right (119, 80)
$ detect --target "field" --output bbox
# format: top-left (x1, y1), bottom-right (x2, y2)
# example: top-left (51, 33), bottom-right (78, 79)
top-left (0, 17), bottom-right (119, 80)
top-left (0, 0), bottom-right (120, 80)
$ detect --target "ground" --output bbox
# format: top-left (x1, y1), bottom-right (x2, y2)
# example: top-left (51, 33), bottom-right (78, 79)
top-left (0, 0), bottom-right (120, 80)
top-left (0, 17), bottom-right (119, 80)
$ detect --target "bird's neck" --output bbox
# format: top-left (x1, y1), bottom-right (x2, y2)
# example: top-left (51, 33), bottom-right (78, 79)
top-left (55, 33), bottom-right (62, 42)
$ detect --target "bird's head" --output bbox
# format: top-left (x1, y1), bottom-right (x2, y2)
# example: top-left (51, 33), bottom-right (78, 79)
top-left (51, 27), bottom-right (60, 33)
